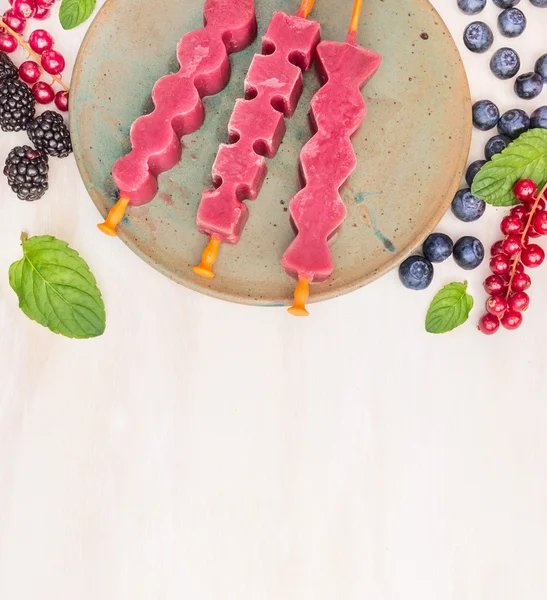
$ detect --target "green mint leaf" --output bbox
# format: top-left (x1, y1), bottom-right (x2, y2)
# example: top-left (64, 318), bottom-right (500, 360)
top-left (425, 282), bottom-right (473, 334)
top-left (9, 234), bottom-right (106, 339)
top-left (471, 129), bottom-right (547, 207)
top-left (59, 0), bottom-right (96, 30)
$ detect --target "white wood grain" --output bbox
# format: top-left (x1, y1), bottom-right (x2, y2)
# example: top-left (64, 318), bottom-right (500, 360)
top-left (1, 1), bottom-right (547, 598)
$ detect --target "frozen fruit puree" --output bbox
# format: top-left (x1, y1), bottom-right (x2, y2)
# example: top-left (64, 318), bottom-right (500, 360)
top-left (193, 11), bottom-right (320, 277)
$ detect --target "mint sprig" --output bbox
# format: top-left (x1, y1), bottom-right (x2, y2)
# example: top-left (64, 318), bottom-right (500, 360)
top-left (9, 233), bottom-right (106, 339)
top-left (472, 129), bottom-right (547, 207)
top-left (59, 0), bottom-right (96, 30)
top-left (425, 282), bottom-right (473, 334)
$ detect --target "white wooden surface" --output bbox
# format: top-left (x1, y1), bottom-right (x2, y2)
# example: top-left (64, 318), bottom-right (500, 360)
top-left (2, 1), bottom-right (547, 598)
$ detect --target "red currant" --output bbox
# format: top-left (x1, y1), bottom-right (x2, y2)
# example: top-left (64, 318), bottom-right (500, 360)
top-left (511, 205), bottom-right (528, 221)
top-left (3, 9), bottom-right (26, 33)
top-left (34, 5), bottom-right (49, 19)
top-left (490, 240), bottom-right (504, 256)
top-left (490, 253), bottom-right (511, 275)
top-left (0, 32), bottom-right (17, 53)
top-left (54, 90), bottom-right (68, 111)
top-left (41, 49), bottom-right (65, 75)
top-left (513, 179), bottom-right (538, 202)
top-left (501, 310), bottom-right (523, 330)
top-left (531, 210), bottom-right (547, 236)
top-left (32, 81), bottom-right (54, 104)
top-left (514, 261), bottom-right (524, 274)
top-left (502, 234), bottom-right (522, 257)
top-left (484, 274), bottom-right (506, 295)
top-left (521, 244), bottom-right (545, 267)
top-left (508, 291), bottom-right (530, 312)
top-left (35, 0), bottom-right (55, 6)
top-left (478, 313), bottom-right (500, 335)
top-left (18, 60), bottom-right (41, 84)
top-left (512, 271), bottom-right (531, 292)
top-left (12, 0), bottom-right (36, 19)
top-left (28, 28), bottom-right (53, 54)
top-left (524, 198), bottom-right (546, 213)
top-left (486, 295), bottom-right (508, 316)
top-left (501, 215), bottom-right (523, 235)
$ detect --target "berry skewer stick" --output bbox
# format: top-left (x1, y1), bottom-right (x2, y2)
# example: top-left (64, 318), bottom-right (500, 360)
top-left (281, 0), bottom-right (381, 316)
top-left (97, 0), bottom-right (257, 236)
top-left (192, 0), bottom-right (320, 279)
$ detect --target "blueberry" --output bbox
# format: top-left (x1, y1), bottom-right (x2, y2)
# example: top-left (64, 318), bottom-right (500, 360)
top-left (492, 0), bottom-right (520, 6)
top-left (531, 106), bottom-right (547, 129)
top-left (530, 0), bottom-right (547, 6)
top-left (451, 188), bottom-right (486, 222)
top-left (453, 236), bottom-right (485, 270)
top-left (498, 109), bottom-right (530, 139)
top-left (466, 160), bottom-right (487, 186)
top-left (472, 100), bottom-right (500, 130)
top-left (423, 233), bottom-right (454, 263)
top-left (484, 134), bottom-right (512, 159)
top-left (498, 8), bottom-right (527, 37)
top-left (399, 255), bottom-right (434, 290)
top-left (463, 21), bottom-right (494, 53)
top-left (490, 47), bottom-right (520, 80)
top-left (457, 0), bottom-right (486, 13)
top-left (514, 72), bottom-right (544, 99)
top-left (535, 54), bottom-right (547, 83)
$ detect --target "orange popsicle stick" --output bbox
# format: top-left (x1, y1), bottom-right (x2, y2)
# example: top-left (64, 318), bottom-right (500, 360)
top-left (347, 0), bottom-right (363, 45)
top-left (296, 0), bottom-right (317, 18)
top-left (97, 197), bottom-right (130, 237)
top-left (288, 277), bottom-right (310, 316)
top-left (193, 236), bottom-right (221, 279)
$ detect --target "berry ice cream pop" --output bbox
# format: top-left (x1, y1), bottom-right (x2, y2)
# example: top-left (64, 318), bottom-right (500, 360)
top-left (282, 0), bottom-right (382, 316)
top-left (192, 0), bottom-right (320, 279)
top-left (97, 0), bottom-right (257, 236)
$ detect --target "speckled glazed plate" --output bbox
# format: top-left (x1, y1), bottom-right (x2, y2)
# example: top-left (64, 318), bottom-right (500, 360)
top-left (71, 0), bottom-right (471, 307)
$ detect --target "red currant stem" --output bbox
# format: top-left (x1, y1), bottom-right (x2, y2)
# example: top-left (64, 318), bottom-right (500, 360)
top-left (1, 22), bottom-right (69, 92)
top-left (505, 182), bottom-right (547, 303)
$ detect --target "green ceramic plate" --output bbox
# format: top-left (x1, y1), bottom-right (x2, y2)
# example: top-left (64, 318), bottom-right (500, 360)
top-left (71, 0), bottom-right (471, 307)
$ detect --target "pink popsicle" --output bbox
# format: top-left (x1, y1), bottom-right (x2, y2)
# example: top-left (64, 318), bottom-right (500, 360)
top-left (282, 40), bottom-right (381, 315)
top-left (98, 0), bottom-right (257, 236)
top-left (193, 11), bottom-right (320, 278)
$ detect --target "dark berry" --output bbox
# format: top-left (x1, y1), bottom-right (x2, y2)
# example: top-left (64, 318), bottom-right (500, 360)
top-left (472, 99), bottom-right (500, 130)
top-left (521, 243), bottom-right (545, 267)
top-left (508, 291), bottom-right (529, 312)
top-left (490, 47), bottom-right (520, 80)
top-left (0, 51), bottom-right (17, 85)
top-left (513, 179), bottom-right (537, 202)
top-left (535, 54), bottom-right (547, 83)
top-left (492, 0), bottom-right (520, 6)
top-left (498, 8), bottom-right (527, 37)
top-left (463, 21), bottom-right (494, 53)
top-left (27, 110), bottom-right (72, 158)
top-left (485, 134), bottom-right (512, 159)
top-left (490, 253), bottom-right (511, 275)
top-left (501, 310), bottom-right (523, 330)
top-left (479, 313), bottom-right (500, 335)
top-left (514, 72), bottom-right (544, 100)
top-left (465, 160), bottom-right (487, 186)
top-left (451, 188), bottom-right (486, 222)
top-left (486, 295), bottom-right (508, 316)
top-left (530, 106), bottom-right (547, 129)
top-left (422, 233), bottom-right (453, 263)
top-left (453, 236), bottom-right (485, 270)
top-left (457, 0), bottom-right (486, 13)
top-left (3, 144), bottom-right (48, 201)
top-left (399, 255), bottom-right (434, 290)
top-left (484, 274), bottom-right (506, 295)
top-left (530, 0), bottom-right (547, 6)
top-left (0, 79), bottom-right (35, 132)
top-left (498, 109), bottom-right (530, 139)
top-left (512, 271), bottom-right (531, 292)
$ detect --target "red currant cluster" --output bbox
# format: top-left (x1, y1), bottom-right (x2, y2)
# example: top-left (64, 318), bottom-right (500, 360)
top-left (479, 179), bottom-right (547, 334)
top-left (0, 0), bottom-right (68, 111)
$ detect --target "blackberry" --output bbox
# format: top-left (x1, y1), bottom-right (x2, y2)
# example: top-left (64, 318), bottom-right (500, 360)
top-left (4, 145), bottom-right (49, 201)
top-left (0, 52), bottom-right (17, 85)
top-left (0, 79), bottom-right (35, 131)
top-left (27, 110), bottom-right (72, 158)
